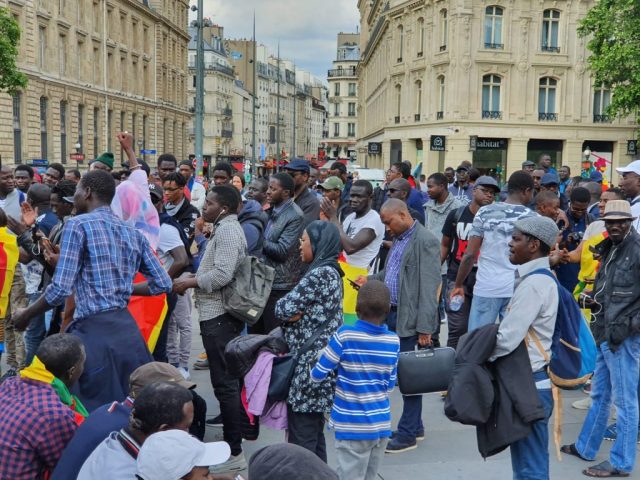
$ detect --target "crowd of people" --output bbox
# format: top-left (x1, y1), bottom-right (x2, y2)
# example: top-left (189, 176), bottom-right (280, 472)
top-left (0, 132), bottom-right (638, 480)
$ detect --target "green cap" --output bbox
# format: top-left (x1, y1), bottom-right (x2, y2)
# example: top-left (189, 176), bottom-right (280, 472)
top-left (317, 176), bottom-right (344, 191)
top-left (95, 152), bottom-right (114, 170)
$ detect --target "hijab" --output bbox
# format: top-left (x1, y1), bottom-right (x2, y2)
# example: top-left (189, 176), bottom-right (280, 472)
top-left (305, 220), bottom-right (343, 277)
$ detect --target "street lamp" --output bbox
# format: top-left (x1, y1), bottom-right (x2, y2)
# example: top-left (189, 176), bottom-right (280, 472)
top-left (582, 146), bottom-right (592, 177)
top-left (74, 142), bottom-right (81, 170)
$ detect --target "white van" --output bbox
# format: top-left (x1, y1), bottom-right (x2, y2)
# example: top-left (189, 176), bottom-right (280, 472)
top-left (351, 168), bottom-right (386, 188)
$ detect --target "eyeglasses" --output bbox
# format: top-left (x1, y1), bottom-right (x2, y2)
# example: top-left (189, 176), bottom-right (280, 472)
top-left (388, 188), bottom-right (398, 193)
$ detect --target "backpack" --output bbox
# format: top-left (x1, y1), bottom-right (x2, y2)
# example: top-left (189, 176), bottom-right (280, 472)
top-left (159, 212), bottom-right (195, 273)
top-left (222, 255), bottom-right (275, 325)
top-left (527, 268), bottom-right (597, 389)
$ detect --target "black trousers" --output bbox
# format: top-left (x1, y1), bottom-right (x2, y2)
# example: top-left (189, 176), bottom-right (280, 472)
top-left (153, 292), bottom-right (178, 362)
top-left (249, 289), bottom-right (289, 334)
top-left (287, 404), bottom-right (327, 462)
top-left (189, 389), bottom-right (208, 441)
top-left (201, 313), bottom-right (244, 456)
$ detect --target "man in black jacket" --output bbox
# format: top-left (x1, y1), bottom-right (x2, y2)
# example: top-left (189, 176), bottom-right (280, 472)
top-left (162, 172), bottom-right (201, 247)
top-left (284, 159), bottom-right (320, 226)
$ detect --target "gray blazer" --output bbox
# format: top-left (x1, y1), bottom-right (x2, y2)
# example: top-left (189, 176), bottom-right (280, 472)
top-left (371, 223), bottom-right (441, 338)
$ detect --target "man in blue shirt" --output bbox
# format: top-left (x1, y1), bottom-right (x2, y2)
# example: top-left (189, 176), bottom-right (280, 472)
top-left (13, 170), bottom-right (172, 411)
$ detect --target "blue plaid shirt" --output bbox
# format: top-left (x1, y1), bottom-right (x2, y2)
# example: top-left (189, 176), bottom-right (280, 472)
top-left (45, 207), bottom-right (172, 319)
top-left (384, 221), bottom-right (418, 306)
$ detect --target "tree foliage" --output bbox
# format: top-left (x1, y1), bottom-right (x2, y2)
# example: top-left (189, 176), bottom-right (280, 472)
top-left (0, 7), bottom-right (27, 95)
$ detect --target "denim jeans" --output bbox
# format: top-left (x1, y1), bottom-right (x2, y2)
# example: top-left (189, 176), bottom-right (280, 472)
top-left (575, 336), bottom-right (640, 473)
top-left (386, 309), bottom-right (397, 333)
top-left (510, 370), bottom-right (553, 480)
top-left (395, 334), bottom-right (424, 443)
top-left (24, 292), bottom-right (46, 366)
top-left (468, 295), bottom-right (510, 332)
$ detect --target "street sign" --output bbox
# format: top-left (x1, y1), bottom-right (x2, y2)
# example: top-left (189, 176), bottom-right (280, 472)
top-left (140, 149), bottom-right (156, 155)
top-left (70, 153), bottom-right (85, 162)
top-left (627, 140), bottom-right (637, 156)
top-left (30, 159), bottom-right (49, 167)
top-left (230, 51), bottom-right (242, 60)
top-left (430, 135), bottom-right (446, 151)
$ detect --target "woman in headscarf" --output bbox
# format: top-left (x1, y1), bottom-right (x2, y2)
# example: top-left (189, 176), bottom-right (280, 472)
top-left (274, 220), bottom-right (344, 462)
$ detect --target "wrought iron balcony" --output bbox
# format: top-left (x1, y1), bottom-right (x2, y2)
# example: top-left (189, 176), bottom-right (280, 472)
top-left (348, 111), bottom-right (356, 117)
top-left (593, 114), bottom-right (611, 123)
top-left (397, 57), bottom-right (403, 63)
top-left (394, 116), bottom-right (400, 124)
top-left (417, 51), bottom-right (423, 57)
top-left (482, 110), bottom-right (503, 120)
top-left (327, 68), bottom-right (357, 78)
top-left (538, 112), bottom-right (558, 121)
top-left (484, 43), bottom-right (504, 50)
top-left (541, 45), bottom-right (560, 53)
top-left (436, 111), bottom-right (444, 120)
top-left (222, 107), bottom-right (232, 117)
top-left (439, 45), bottom-right (446, 52)
top-left (221, 129), bottom-right (233, 138)
top-left (414, 114), bottom-right (420, 121)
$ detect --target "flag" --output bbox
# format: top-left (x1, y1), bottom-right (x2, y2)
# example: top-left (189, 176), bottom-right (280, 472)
top-left (339, 261), bottom-right (368, 326)
top-left (128, 272), bottom-right (169, 352)
top-left (412, 162), bottom-right (423, 180)
top-left (573, 229), bottom-right (608, 320)
top-left (0, 227), bottom-right (19, 353)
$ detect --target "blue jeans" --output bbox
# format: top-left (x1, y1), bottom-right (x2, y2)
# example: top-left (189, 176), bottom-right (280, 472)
top-left (24, 293), bottom-right (46, 366)
top-left (386, 309), bottom-right (397, 333)
top-left (510, 370), bottom-right (553, 479)
top-left (575, 336), bottom-right (640, 473)
top-left (468, 296), bottom-right (510, 331)
top-left (395, 334), bottom-right (424, 443)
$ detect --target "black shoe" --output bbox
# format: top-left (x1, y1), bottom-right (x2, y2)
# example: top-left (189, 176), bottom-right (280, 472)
top-left (206, 414), bottom-right (223, 427)
top-left (385, 437), bottom-right (417, 453)
top-left (390, 428), bottom-right (425, 441)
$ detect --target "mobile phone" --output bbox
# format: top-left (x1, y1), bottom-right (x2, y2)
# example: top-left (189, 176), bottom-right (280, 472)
top-left (347, 278), bottom-right (361, 290)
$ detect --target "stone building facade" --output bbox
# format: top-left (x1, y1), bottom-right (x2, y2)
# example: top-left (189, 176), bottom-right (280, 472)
top-left (0, 0), bottom-right (191, 170)
top-left (356, 0), bottom-right (637, 182)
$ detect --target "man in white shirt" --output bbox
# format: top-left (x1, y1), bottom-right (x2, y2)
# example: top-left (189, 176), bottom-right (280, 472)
top-left (617, 159), bottom-right (640, 232)
top-left (322, 180), bottom-right (385, 270)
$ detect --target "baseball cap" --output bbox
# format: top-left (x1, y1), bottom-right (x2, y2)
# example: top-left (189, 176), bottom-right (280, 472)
top-left (284, 158), bottom-right (310, 173)
top-left (148, 183), bottom-right (164, 201)
top-left (615, 159), bottom-right (640, 176)
top-left (317, 176), bottom-right (344, 191)
top-left (589, 170), bottom-right (603, 182)
top-left (136, 430), bottom-right (230, 480)
top-left (474, 175), bottom-right (500, 192)
top-left (129, 362), bottom-right (195, 397)
top-left (540, 173), bottom-right (560, 186)
top-left (456, 165), bottom-right (469, 172)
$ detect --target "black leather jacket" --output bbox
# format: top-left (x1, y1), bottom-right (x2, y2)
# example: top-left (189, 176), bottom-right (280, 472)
top-left (263, 200), bottom-right (306, 290)
top-left (592, 229), bottom-right (640, 350)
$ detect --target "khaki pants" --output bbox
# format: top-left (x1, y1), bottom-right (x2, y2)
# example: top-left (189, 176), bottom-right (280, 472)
top-left (4, 269), bottom-right (27, 370)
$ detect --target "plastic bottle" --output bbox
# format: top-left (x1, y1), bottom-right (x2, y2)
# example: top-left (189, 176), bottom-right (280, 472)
top-left (449, 295), bottom-right (464, 312)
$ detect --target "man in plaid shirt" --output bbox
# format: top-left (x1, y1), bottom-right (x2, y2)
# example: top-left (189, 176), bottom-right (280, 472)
top-left (0, 334), bottom-right (86, 479)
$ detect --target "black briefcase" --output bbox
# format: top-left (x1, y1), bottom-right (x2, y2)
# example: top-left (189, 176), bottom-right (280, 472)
top-left (397, 346), bottom-right (456, 395)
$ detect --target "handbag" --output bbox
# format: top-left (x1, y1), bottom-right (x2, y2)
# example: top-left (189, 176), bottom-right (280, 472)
top-left (267, 325), bottom-right (326, 402)
top-left (397, 346), bottom-right (456, 396)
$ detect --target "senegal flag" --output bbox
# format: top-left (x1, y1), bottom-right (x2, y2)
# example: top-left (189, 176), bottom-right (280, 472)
top-left (0, 227), bottom-right (19, 353)
top-left (128, 272), bottom-right (168, 352)
top-left (339, 261), bottom-right (368, 326)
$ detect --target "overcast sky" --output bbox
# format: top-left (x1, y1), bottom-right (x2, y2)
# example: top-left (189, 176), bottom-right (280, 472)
top-left (203, 0), bottom-right (360, 81)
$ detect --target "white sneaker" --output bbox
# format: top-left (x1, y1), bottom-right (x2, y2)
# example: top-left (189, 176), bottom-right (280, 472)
top-left (178, 367), bottom-right (191, 381)
top-left (572, 397), bottom-right (592, 410)
top-left (209, 452), bottom-right (247, 473)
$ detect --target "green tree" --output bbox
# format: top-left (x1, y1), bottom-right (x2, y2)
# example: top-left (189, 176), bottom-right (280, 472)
top-left (0, 7), bottom-right (27, 95)
top-left (578, 0), bottom-right (640, 123)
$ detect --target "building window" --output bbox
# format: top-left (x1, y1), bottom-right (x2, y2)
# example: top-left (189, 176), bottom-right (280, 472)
top-left (417, 17), bottom-right (425, 57)
top-left (334, 103), bottom-right (340, 116)
top-left (143, 115), bottom-right (148, 153)
top-left (541, 10), bottom-right (560, 52)
top-left (132, 113), bottom-right (136, 148)
top-left (397, 24), bottom-right (404, 61)
top-left (38, 26), bottom-right (46, 69)
top-left (395, 85), bottom-right (401, 123)
top-left (538, 77), bottom-right (558, 121)
top-left (437, 76), bottom-right (445, 119)
top-left (334, 82), bottom-right (340, 96)
top-left (333, 123), bottom-right (340, 137)
top-left (348, 102), bottom-right (356, 117)
top-left (440, 10), bottom-right (448, 51)
top-left (78, 104), bottom-right (84, 153)
top-left (107, 109), bottom-right (113, 151)
top-left (39, 97), bottom-right (48, 159)
top-left (59, 34), bottom-right (67, 77)
top-left (348, 83), bottom-right (356, 96)
top-left (120, 111), bottom-right (125, 162)
top-left (348, 123), bottom-right (355, 137)
top-left (484, 6), bottom-right (504, 49)
top-left (13, 94), bottom-right (22, 163)
top-left (415, 80), bottom-right (422, 121)
top-left (593, 83), bottom-right (611, 122)
top-left (59, 101), bottom-right (66, 163)
top-left (93, 107), bottom-right (99, 157)
top-left (482, 74), bottom-right (502, 119)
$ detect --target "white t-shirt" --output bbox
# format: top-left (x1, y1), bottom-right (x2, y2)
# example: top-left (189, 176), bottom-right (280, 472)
top-left (470, 202), bottom-right (537, 298)
top-left (157, 222), bottom-right (184, 271)
top-left (342, 209), bottom-right (386, 269)
top-left (631, 196), bottom-right (640, 232)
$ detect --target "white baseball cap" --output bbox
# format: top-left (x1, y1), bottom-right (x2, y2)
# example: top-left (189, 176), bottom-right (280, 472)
top-left (615, 159), bottom-right (640, 176)
top-left (136, 430), bottom-right (231, 480)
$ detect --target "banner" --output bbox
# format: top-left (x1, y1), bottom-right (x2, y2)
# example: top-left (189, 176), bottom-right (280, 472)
top-left (339, 261), bottom-right (368, 326)
top-left (129, 272), bottom-right (168, 352)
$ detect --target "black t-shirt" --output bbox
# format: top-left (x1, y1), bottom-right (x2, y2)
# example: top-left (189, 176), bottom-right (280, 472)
top-left (441, 206), bottom-right (477, 282)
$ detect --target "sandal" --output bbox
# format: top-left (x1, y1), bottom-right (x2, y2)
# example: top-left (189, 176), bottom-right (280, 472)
top-left (560, 443), bottom-right (589, 461)
top-left (583, 461), bottom-right (630, 478)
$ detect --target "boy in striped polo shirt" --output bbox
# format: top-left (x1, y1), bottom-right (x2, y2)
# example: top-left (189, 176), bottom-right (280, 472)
top-left (311, 280), bottom-right (400, 480)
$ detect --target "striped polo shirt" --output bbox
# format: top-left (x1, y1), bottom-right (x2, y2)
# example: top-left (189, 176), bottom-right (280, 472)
top-left (311, 320), bottom-right (400, 440)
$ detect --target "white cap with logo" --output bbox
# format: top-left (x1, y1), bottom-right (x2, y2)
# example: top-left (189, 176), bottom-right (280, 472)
top-left (615, 159), bottom-right (640, 176)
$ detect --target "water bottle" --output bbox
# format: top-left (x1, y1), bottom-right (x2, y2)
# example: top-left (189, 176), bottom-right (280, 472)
top-left (449, 295), bottom-right (464, 312)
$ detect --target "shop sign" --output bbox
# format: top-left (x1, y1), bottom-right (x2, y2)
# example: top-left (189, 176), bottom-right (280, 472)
top-left (475, 138), bottom-right (507, 150)
top-left (368, 142), bottom-right (382, 154)
top-left (627, 140), bottom-right (638, 156)
top-left (430, 135), bottom-right (446, 151)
